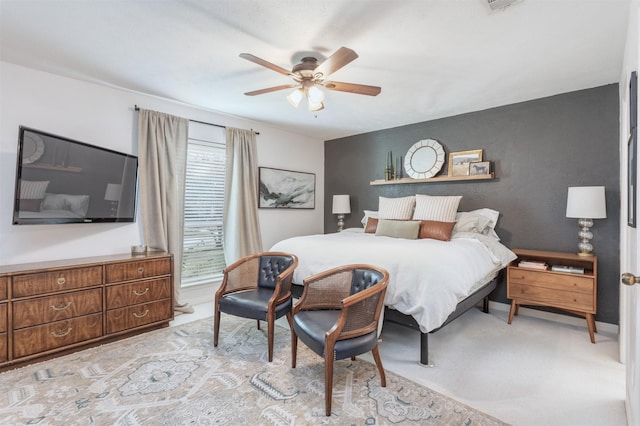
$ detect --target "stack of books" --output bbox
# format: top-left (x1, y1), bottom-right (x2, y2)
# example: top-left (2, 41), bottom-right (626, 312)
top-left (551, 265), bottom-right (585, 274)
top-left (517, 260), bottom-right (549, 270)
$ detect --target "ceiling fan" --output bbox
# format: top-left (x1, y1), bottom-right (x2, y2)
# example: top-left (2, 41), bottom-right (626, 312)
top-left (239, 47), bottom-right (381, 112)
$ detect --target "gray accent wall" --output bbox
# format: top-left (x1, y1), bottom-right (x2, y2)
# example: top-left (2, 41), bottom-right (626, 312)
top-left (325, 84), bottom-right (620, 324)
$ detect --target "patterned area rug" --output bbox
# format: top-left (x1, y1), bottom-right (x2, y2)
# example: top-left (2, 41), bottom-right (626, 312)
top-left (0, 315), bottom-right (508, 425)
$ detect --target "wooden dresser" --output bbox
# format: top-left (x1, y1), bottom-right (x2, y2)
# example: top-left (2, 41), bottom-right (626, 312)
top-left (507, 248), bottom-right (597, 343)
top-left (0, 252), bottom-right (173, 370)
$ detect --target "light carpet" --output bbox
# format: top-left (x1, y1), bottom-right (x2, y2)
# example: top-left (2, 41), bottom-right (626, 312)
top-left (0, 315), bottom-right (509, 425)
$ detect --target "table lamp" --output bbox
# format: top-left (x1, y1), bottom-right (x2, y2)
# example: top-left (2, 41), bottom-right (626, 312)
top-left (566, 186), bottom-right (606, 256)
top-left (332, 195), bottom-right (351, 232)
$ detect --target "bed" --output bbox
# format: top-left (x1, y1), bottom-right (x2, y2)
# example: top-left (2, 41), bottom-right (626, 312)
top-left (270, 199), bottom-right (516, 365)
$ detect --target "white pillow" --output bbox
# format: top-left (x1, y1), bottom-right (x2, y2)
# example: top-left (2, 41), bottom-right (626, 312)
top-left (412, 194), bottom-right (462, 222)
top-left (42, 194), bottom-right (90, 216)
top-left (21, 180), bottom-right (49, 199)
top-left (360, 210), bottom-right (378, 227)
top-left (378, 196), bottom-right (415, 220)
top-left (453, 208), bottom-right (501, 240)
top-left (42, 193), bottom-right (67, 210)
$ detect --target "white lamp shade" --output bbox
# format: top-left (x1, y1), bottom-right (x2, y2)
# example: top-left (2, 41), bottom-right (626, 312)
top-left (566, 186), bottom-right (606, 219)
top-left (332, 195), bottom-right (351, 214)
top-left (104, 183), bottom-right (122, 201)
top-left (287, 88), bottom-right (303, 108)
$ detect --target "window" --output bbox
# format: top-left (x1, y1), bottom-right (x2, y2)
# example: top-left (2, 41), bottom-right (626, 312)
top-left (181, 123), bottom-right (226, 287)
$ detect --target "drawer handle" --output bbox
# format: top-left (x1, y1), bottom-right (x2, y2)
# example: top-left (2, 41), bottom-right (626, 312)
top-left (50, 301), bottom-right (73, 311)
top-left (137, 267), bottom-right (145, 274)
top-left (133, 309), bottom-right (149, 318)
top-left (57, 277), bottom-right (66, 285)
top-left (133, 288), bottom-right (149, 296)
top-left (51, 328), bottom-right (72, 338)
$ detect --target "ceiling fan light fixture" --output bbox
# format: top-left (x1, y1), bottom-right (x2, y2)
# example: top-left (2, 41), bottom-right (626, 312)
top-left (306, 85), bottom-right (325, 104)
top-left (308, 100), bottom-right (324, 112)
top-left (287, 88), bottom-right (304, 108)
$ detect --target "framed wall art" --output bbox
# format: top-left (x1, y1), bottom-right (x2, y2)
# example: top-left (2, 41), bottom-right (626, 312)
top-left (448, 149), bottom-right (483, 177)
top-left (628, 70), bottom-right (637, 228)
top-left (469, 161), bottom-right (490, 176)
top-left (258, 167), bottom-right (316, 209)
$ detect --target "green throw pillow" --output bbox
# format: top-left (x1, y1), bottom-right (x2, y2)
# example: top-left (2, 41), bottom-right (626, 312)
top-left (375, 219), bottom-right (420, 239)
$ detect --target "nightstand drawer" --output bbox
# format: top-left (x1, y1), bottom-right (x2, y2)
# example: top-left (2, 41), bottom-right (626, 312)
top-left (508, 268), bottom-right (593, 294)
top-left (508, 282), bottom-right (594, 312)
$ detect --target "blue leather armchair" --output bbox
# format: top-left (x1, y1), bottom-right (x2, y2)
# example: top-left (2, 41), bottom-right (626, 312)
top-left (291, 264), bottom-right (389, 416)
top-left (214, 251), bottom-right (298, 362)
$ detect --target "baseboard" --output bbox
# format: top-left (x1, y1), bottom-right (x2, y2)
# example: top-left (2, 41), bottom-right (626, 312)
top-left (489, 300), bottom-right (619, 335)
top-left (179, 280), bottom-right (219, 307)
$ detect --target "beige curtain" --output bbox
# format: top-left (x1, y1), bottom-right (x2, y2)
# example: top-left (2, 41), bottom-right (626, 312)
top-left (223, 127), bottom-right (263, 264)
top-left (138, 108), bottom-right (193, 314)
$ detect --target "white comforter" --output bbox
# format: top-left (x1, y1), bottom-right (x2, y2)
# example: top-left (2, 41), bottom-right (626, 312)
top-left (271, 229), bottom-right (516, 332)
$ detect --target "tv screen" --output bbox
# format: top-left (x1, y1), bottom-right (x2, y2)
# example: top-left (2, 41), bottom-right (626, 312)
top-left (13, 126), bottom-right (138, 224)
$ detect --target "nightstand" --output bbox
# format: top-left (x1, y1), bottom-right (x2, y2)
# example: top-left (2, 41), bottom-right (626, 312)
top-left (507, 249), bottom-right (597, 343)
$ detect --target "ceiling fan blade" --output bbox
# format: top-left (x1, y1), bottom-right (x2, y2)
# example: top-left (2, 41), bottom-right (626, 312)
top-left (244, 84), bottom-right (298, 96)
top-left (239, 53), bottom-right (292, 76)
top-left (323, 81), bottom-right (381, 96)
top-left (313, 47), bottom-right (359, 78)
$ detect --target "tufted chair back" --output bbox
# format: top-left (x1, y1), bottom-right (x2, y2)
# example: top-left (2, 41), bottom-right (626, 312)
top-left (258, 255), bottom-right (295, 290)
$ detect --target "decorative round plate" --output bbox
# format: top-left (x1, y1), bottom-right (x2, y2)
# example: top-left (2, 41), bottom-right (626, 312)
top-left (22, 132), bottom-right (45, 164)
top-left (404, 139), bottom-right (445, 179)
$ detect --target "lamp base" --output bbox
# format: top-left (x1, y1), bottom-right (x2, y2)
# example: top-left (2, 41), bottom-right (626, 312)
top-left (576, 218), bottom-right (595, 257)
top-left (336, 214), bottom-right (345, 232)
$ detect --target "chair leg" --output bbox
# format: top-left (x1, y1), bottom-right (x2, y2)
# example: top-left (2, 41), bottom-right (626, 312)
top-left (213, 308), bottom-right (220, 347)
top-left (287, 313), bottom-right (297, 368)
top-left (372, 345), bottom-right (386, 387)
top-left (325, 348), bottom-right (334, 416)
top-left (257, 319), bottom-right (261, 330)
top-left (267, 313), bottom-right (275, 362)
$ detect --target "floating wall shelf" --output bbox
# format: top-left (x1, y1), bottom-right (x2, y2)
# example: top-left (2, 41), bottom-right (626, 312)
top-left (370, 173), bottom-right (495, 186)
top-left (24, 163), bottom-right (83, 173)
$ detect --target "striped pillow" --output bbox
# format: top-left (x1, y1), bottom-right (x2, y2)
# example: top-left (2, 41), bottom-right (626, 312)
top-left (20, 180), bottom-right (50, 199)
top-left (378, 196), bottom-right (415, 220)
top-left (412, 194), bottom-right (462, 222)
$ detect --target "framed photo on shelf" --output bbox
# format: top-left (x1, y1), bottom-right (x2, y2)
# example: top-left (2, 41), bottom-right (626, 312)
top-left (258, 167), bottom-right (315, 209)
top-left (448, 149), bottom-right (483, 177)
top-left (469, 161), bottom-right (490, 176)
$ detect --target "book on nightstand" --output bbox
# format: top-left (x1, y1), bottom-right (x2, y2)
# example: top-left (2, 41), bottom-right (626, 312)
top-left (518, 260), bottom-right (549, 270)
top-left (551, 265), bottom-right (585, 274)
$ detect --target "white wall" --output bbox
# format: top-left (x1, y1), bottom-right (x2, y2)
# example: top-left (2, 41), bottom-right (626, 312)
top-left (0, 61), bottom-right (324, 265)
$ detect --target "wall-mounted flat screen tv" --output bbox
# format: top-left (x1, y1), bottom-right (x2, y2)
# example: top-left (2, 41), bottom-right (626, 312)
top-left (13, 126), bottom-right (138, 225)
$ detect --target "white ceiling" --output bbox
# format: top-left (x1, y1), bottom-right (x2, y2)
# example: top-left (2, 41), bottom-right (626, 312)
top-left (0, 0), bottom-right (631, 140)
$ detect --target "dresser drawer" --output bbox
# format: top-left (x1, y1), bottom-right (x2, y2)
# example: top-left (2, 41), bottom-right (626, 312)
top-left (0, 303), bottom-right (7, 333)
top-left (12, 266), bottom-right (103, 298)
top-left (0, 277), bottom-right (7, 300)
top-left (106, 299), bottom-right (172, 334)
top-left (105, 258), bottom-right (171, 283)
top-left (13, 288), bottom-right (102, 329)
top-left (508, 282), bottom-right (595, 312)
top-left (106, 277), bottom-right (172, 309)
top-left (508, 268), bottom-right (594, 295)
top-left (13, 313), bottom-right (103, 358)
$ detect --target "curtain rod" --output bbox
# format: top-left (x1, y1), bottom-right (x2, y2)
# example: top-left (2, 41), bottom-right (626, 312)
top-left (133, 105), bottom-right (259, 135)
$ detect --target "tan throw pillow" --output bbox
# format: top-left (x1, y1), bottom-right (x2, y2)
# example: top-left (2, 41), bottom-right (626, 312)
top-left (375, 219), bottom-right (420, 239)
top-left (419, 220), bottom-right (456, 241)
top-left (364, 217), bottom-right (378, 233)
top-left (413, 194), bottom-right (462, 222)
top-left (378, 196), bottom-right (415, 220)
